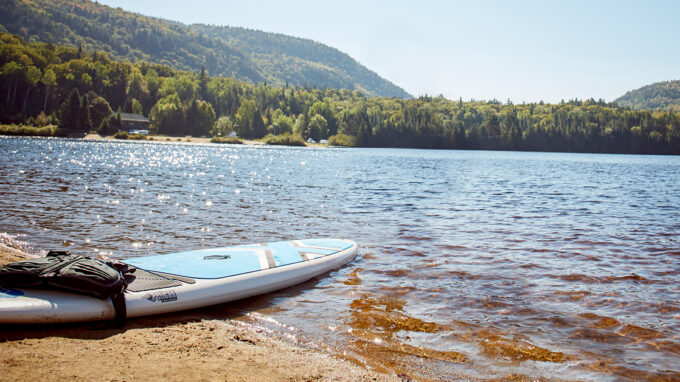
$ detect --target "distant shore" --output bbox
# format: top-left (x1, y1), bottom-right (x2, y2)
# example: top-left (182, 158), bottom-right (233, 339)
top-left (83, 133), bottom-right (330, 147)
top-left (84, 133), bottom-right (259, 145)
top-left (0, 243), bottom-right (396, 381)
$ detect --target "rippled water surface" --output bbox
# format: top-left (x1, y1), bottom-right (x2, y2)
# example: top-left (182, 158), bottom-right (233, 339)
top-left (2, 137), bottom-right (679, 380)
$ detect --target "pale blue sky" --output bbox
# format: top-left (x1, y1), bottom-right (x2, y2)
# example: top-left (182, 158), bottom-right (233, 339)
top-left (98, 0), bottom-right (679, 103)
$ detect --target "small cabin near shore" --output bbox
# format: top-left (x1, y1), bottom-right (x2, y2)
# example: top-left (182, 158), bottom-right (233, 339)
top-left (119, 113), bottom-right (150, 132)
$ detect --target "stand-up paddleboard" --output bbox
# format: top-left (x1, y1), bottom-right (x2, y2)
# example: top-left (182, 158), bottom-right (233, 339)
top-left (0, 238), bottom-right (357, 324)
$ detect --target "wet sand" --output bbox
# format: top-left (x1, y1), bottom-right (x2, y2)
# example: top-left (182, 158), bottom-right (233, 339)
top-left (0, 243), bottom-right (397, 381)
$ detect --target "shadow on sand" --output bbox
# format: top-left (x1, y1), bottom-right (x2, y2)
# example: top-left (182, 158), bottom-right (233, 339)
top-left (0, 273), bottom-right (326, 341)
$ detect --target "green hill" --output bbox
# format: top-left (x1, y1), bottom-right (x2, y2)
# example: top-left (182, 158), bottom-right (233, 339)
top-left (0, 0), bottom-right (410, 98)
top-left (190, 25), bottom-right (407, 98)
top-left (615, 80), bottom-right (680, 112)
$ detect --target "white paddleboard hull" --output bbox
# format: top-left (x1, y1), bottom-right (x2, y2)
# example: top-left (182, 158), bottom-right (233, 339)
top-left (0, 238), bottom-right (357, 324)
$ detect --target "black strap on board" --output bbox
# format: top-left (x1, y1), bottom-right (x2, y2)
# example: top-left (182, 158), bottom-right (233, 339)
top-left (111, 287), bottom-right (127, 328)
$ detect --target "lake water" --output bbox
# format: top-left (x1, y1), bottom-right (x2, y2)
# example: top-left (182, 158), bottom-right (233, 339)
top-left (1, 136), bottom-right (679, 381)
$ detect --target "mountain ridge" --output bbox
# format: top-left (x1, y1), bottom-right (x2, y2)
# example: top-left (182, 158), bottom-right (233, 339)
top-left (0, 0), bottom-right (411, 98)
top-left (615, 80), bottom-right (680, 112)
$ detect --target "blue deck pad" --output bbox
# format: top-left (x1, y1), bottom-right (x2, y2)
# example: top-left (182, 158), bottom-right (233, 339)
top-left (125, 249), bottom-right (263, 279)
top-left (124, 239), bottom-right (351, 279)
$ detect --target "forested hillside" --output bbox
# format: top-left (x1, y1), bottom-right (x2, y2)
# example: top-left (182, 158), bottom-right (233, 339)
top-left (616, 81), bottom-right (680, 112)
top-left (1, 33), bottom-right (679, 154)
top-left (0, 0), bottom-right (410, 98)
top-left (190, 25), bottom-right (407, 99)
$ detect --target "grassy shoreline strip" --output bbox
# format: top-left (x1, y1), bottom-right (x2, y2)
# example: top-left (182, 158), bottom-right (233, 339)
top-left (210, 137), bottom-right (244, 144)
top-left (262, 133), bottom-right (306, 146)
top-left (0, 124), bottom-right (59, 137)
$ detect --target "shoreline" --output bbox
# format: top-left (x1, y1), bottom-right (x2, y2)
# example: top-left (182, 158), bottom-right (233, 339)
top-left (84, 133), bottom-right (261, 146)
top-left (0, 244), bottom-right (397, 381)
top-left (83, 133), bottom-right (330, 148)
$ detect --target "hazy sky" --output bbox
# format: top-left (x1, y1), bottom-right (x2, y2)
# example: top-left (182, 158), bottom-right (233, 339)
top-left (97, 0), bottom-right (679, 103)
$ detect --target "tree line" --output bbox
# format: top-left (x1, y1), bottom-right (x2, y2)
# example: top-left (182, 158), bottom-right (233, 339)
top-left (1, 32), bottom-right (679, 154)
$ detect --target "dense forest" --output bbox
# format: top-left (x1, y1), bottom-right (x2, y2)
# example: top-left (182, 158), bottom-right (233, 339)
top-left (0, 0), bottom-right (409, 98)
top-left (615, 80), bottom-right (680, 112)
top-left (1, 32), bottom-right (679, 154)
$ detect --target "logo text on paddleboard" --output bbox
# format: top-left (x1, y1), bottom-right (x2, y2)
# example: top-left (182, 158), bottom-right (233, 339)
top-left (143, 290), bottom-right (178, 303)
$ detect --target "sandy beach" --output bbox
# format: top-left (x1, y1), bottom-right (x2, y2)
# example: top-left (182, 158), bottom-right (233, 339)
top-left (83, 133), bottom-right (328, 147)
top-left (83, 133), bottom-right (252, 145)
top-left (0, 243), bottom-right (397, 382)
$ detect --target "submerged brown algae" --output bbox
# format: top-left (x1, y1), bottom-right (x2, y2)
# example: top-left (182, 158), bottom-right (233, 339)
top-left (342, 267), bottom-right (363, 285)
top-left (349, 296), bottom-right (438, 336)
top-left (343, 293), bottom-right (468, 376)
top-left (341, 271), bottom-right (570, 378)
top-left (335, 262), bottom-right (679, 380)
top-left (341, 292), bottom-right (577, 379)
top-left (477, 333), bottom-right (567, 363)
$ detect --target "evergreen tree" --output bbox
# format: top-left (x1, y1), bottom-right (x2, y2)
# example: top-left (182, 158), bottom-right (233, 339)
top-left (186, 99), bottom-right (215, 137)
top-left (59, 88), bottom-right (88, 132)
top-left (199, 66), bottom-right (208, 101)
top-left (235, 99), bottom-right (265, 139)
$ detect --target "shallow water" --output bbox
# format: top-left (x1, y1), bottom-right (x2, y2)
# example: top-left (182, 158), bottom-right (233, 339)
top-left (1, 136), bottom-right (679, 380)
